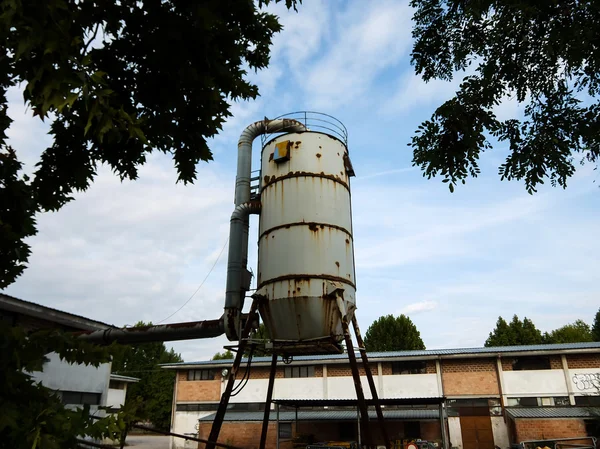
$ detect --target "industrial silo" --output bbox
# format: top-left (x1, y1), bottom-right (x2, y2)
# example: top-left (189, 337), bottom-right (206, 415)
top-left (254, 113), bottom-right (356, 354)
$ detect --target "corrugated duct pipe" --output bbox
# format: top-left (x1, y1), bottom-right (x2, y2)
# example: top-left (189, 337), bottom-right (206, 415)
top-left (224, 119), bottom-right (306, 340)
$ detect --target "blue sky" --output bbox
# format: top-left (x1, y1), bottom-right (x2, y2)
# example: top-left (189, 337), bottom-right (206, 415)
top-left (4, 0), bottom-right (599, 361)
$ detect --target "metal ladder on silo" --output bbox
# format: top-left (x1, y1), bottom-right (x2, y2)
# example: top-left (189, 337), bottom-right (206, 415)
top-left (250, 170), bottom-right (261, 201)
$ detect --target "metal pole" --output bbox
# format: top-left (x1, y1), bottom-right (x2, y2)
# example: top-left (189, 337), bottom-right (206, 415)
top-left (352, 316), bottom-right (390, 449)
top-left (439, 402), bottom-right (449, 449)
top-left (357, 407), bottom-right (361, 448)
top-left (276, 403), bottom-right (280, 449)
top-left (260, 353), bottom-right (278, 449)
top-left (206, 298), bottom-right (260, 449)
top-left (342, 318), bottom-right (372, 448)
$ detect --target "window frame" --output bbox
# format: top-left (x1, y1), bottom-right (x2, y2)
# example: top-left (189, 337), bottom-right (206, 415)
top-left (188, 369), bottom-right (215, 381)
top-left (391, 361), bottom-right (427, 375)
top-left (284, 365), bottom-right (315, 378)
top-left (512, 356), bottom-right (551, 371)
top-left (278, 422), bottom-right (293, 439)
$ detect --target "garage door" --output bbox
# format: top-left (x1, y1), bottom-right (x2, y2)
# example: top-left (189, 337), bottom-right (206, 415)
top-left (460, 416), bottom-right (494, 449)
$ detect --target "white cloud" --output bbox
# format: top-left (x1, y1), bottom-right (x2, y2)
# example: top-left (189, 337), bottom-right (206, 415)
top-left (383, 72), bottom-right (461, 115)
top-left (298, 0), bottom-right (413, 109)
top-left (399, 300), bottom-right (437, 314)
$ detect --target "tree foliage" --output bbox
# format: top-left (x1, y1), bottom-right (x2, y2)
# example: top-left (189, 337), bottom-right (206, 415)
top-left (212, 350), bottom-right (234, 360)
top-left (409, 0), bottom-right (600, 193)
top-left (485, 315), bottom-right (543, 347)
top-left (0, 0), bottom-right (300, 288)
top-left (111, 322), bottom-right (182, 431)
top-left (363, 314), bottom-right (426, 352)
top-left (0, 322), bottom-right (122, 449)
top-left (593, 308), bottom-right (600, 342)
top-left (543, 319), bottom-right (593, 344)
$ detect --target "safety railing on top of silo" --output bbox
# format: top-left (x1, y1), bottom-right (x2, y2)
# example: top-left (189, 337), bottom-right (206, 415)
top-left (260, 111), bottom-right (348, 149)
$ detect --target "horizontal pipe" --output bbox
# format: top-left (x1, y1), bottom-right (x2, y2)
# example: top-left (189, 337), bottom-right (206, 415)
top-left (76, 319), bottom-right (224, 345)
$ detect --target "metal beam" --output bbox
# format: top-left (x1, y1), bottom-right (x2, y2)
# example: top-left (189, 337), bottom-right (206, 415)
top-left (206, 299), bottom-right (259, 449)
top-left (260, 353), bottom-right (278, 449)
top-left (342, 317), bottom-right (372, 447)
top-left (76, 319), bottom-right (224, 344)
top-left (352, 315), bottom-right (390, 449)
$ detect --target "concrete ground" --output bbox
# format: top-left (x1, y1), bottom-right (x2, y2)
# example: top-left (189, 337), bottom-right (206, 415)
top-left (125, 435), bottom-right (170, 449)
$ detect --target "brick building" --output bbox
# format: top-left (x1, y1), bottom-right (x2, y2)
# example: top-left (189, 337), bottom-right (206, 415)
top-left (162, 343), bottom-right (600, 449)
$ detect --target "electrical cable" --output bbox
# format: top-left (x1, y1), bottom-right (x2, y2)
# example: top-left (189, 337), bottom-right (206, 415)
top-left (231, 347), bottom-right (254, 397)
top-left (155, 238), bottom-right (229, 324)
top-left (231, 351), bottom-right (252, 395)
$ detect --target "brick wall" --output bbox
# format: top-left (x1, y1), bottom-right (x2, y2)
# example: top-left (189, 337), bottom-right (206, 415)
top-left (382, 363), bottom-right (392, 375)
top-left (442, 358), bottom-right (496, 373)
top-left (442, 359), bottom-right (498, 395)
top-left (566, 354), bottom-right (600, 369)
top-left (501, 359), bottom-right (514, 371)
top-left (176, 371), bottom-right (222, 402)
top-left (550, 356), bottom-right (563, 369)
top-left (327, 364), bottom-right (377, 377)
top-left (377, 361), bottom-right (436, 375)
top-left (426, 361), bottom-right (437, 374)
top-left (514, 419), bottom-right (587, 441)
top-left (198, 422), bottom-right (294, 449)
top-left (502, 356), bottom-right (566, 371)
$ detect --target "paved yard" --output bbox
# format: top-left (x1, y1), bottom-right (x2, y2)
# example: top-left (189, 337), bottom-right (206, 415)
top-left (125, 435), bottom-right (170, 449)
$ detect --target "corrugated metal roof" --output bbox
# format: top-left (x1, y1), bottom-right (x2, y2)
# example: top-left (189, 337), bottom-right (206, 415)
top-left (110, 374), bottom-right (140, 383)
top-left (506, 407), bottom-right (600, 419)
top-left (198, 409), bottom-right (439, 422)
top-left (272, 398), bottom-right (444, 406)
top-left (161, 341), bottom-right (600, 368)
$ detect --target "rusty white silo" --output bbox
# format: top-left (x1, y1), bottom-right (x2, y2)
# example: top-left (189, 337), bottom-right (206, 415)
top-left (254, 113), bottom-right (356, 354)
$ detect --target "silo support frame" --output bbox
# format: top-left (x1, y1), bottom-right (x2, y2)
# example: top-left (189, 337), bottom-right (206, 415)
top-left (259, 353), bottom-right (278, 449)
top-left (341, 316), bottom-right (372, 447)
top-left (352, 315), bottom-right (391, 449)
top-left (206, 298), bottom-right (260, 449)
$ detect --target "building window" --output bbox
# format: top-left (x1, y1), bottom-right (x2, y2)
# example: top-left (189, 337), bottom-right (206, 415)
top-left (61, 391), bottom-right (101, 405)
top-left (575, 396), bottom-right (600, 406)
top-left (278, 422), bottom-right (292, 439)
top-left (284, 366), bottom-right (315, 378)
top-left (553, 397), bottom-right (570, 406)
top-left (506, 397), bottom-right (540, 407)
top-left (188, 369), bottom-right (214, 381)
top-left (391, 361), bottom-right (427, 375)
top-left (512, 356), bottom-right (551, 371)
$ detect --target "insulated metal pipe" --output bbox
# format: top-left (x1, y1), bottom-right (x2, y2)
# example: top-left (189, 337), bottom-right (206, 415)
top-left (224, 118), bottom-right (306, 341)
top-left (76, 319), bottom-right (224, 344)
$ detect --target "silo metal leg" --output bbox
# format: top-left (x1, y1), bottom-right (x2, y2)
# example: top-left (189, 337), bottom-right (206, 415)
top-left (352, 315), bottom-right (391, 449)
top-left (341, 317), bottom-right (372, 448)
top-left (206, 298), bottom-right (260, 449)
top-left (259, 353), bottom-right (278, 449)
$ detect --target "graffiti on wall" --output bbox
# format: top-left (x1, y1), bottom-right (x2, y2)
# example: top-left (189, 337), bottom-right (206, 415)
top-left (572, 373), bottom-right (600, 391)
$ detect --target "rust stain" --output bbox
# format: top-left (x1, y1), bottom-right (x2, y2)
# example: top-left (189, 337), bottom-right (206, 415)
top-left (269, 153), bottom-right (274, 162)
top-left (259, 222), bottom-right (352, 240)
top-left (261, 171), bottom-right (350, 191)
top-left (264, 175), bottom-right (271, 184)
top-left (335, 261), bottom-right (340, 268)
top-left (316, 153), bottom-right (322, 158)
top-left (257, 274), bottom-right (355, 290)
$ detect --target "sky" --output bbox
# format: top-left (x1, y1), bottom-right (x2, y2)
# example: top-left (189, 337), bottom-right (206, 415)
top-left (4, 0), bottom-right (600, 362)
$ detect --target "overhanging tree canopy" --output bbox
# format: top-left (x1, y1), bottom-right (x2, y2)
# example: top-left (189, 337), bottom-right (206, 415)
top-left (409, 0), bottom-right (600, 193)
top-left (0, 0), bottom-right (299, 288)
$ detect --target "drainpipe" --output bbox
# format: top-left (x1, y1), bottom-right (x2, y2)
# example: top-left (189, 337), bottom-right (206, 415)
top-left (224, 118), bottom-right (307, 341)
